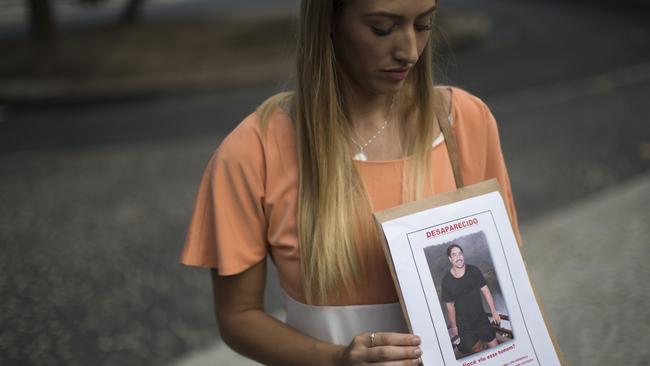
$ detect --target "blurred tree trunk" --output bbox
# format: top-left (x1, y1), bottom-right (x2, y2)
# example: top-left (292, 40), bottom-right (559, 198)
top-left (27, 0), bottom-right (57, 45)
top-left (121, 0), bottom-right (146, 25)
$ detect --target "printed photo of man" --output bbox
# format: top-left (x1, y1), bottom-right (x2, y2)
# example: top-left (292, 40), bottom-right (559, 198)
top-left (441, 243), bottom-right (501, 355)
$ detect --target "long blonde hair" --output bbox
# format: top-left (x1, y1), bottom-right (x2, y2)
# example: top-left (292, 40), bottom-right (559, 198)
top-left (258, 0), bottom-right (438, 304)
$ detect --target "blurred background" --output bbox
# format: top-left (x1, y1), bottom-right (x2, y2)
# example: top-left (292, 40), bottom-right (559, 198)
top-left (1, 0), bottom-right (649, 365)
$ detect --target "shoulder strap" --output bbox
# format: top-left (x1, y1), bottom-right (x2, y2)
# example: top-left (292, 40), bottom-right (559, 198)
top-left (437, 111), bottom-right (464, 189)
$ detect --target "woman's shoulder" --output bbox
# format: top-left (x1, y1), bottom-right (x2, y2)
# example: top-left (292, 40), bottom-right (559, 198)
top-left (450, 87), bottom-right (493, 118)
top-left (448, 86), bottom-right (498, 134)
top-left (213, 113), bottom-right (263, 164)
top-left (216, 101), bottom-right (294, 161)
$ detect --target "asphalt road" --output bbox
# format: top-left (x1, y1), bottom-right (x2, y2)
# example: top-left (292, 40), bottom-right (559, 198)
top-left (1, 0), bottom-right (649, 365)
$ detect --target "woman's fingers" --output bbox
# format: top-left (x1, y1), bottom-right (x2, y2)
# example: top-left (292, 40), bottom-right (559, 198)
top-left (364, 333), bottom-right (422, 364)
top-left (341, 333), bottom-right (422, 365)
top-left (366, 345), bottom-right (422, 362)
top-left (373, 360), bottom-right (423, 366)
top-left (367, 332), bottom-right (421, 347)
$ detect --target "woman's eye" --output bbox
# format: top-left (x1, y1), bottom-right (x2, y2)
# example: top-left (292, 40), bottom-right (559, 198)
top-left (415, 22), bottom-right (433, 32)
top-left (371, 25), bottom-right (393, 36)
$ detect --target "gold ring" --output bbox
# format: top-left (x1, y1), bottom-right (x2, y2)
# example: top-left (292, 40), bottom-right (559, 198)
top-left (369, 332), bottom-right (375, 347)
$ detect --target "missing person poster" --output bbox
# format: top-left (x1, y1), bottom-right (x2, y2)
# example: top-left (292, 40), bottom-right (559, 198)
top-left (374, 179), bottom-right (564, 366)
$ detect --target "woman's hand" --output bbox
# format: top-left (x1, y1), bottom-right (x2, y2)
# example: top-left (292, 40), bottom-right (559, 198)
top-left (335, 332), bottom-right (422, 365)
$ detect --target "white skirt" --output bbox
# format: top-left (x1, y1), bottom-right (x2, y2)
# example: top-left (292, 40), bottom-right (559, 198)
top-left (284, 292), bottom-right (409, 345)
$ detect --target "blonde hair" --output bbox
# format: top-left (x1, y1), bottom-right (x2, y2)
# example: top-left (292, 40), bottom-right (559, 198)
top-left (257, 0), bottom-right (439, 304)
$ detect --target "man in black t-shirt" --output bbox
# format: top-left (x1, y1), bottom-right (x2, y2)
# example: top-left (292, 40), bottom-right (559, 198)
top-left (441, 244), bottom-right (501, 354)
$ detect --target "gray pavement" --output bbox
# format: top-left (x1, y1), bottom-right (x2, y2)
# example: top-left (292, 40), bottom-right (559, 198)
top-left (168, 171), bottom-right (650, 366)
top-left (523, 172), bottom-right (650, 366)
top-left (0, 137), bottom-right (219, 365)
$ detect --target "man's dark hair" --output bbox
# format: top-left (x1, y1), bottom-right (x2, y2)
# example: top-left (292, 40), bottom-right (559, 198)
top-left (446, 243), bottom-right (463, 257)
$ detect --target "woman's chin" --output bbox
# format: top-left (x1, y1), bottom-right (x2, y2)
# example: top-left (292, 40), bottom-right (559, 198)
top-left (372, 79), bottom-right (407, 95)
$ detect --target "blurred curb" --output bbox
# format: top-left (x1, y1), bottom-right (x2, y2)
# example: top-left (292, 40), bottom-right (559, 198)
top-left (0, 65), bottom-right (292, 106)
top-left (0, 11), bottom-right (491, 106)
top-left (0, 12), bottom-right (297, 106)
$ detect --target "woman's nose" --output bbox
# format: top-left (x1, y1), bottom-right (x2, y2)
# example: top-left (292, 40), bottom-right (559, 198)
top-left (394, 28), bottom-right (419, 65)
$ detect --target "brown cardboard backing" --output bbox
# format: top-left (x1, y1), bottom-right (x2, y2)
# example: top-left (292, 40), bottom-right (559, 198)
top-left (372, 179), bottom-right (567, 365)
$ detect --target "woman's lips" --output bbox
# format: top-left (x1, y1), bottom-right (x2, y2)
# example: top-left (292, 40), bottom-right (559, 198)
top-left (383, 68), bottom-right (410, 81)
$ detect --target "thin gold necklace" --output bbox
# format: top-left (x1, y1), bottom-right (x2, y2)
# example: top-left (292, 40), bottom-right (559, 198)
top-left (350, 96), bottom-right (395, 161)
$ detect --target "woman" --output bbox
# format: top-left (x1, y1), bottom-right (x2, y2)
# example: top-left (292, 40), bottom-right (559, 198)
top-left (181, 0), bottom-right (521, 364)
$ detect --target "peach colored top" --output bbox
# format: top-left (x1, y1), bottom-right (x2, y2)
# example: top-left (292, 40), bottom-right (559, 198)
top-left (180, 88), bottom-right (521, 306)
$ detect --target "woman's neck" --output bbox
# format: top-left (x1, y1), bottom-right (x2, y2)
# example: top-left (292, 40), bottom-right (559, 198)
top-left (342, 86), bottom-right (396, 132)
top-left (340, 84), bottom-right (405, 161)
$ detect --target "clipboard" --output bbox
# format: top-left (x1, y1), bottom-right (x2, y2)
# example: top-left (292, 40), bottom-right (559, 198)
top-left (373, 179), bottom-right (566, 366)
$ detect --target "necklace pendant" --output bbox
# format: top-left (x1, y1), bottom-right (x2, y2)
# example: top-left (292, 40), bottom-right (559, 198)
top-left (353, 152), bottom-right (368, 161)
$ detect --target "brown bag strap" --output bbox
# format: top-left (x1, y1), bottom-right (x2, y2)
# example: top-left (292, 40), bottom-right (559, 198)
top-left (437, 111), bottom-right (464, 189)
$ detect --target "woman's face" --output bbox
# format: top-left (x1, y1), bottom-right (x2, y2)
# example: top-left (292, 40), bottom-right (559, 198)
top-left (332, 0), bottom-right (436, 97)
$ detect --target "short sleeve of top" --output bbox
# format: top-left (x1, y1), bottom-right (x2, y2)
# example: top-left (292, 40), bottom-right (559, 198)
top-left (180, 113), bottom-right (267, 275)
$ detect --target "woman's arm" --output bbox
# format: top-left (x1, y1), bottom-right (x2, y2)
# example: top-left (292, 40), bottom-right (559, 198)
top-left (212, 259), bottom-right (340, 365)
top-left (212, 260), bottom-right (422, 365)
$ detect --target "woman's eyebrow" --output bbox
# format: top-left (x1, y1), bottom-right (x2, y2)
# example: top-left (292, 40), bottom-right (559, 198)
top-left (364, 4), bottom-right (437, 19)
